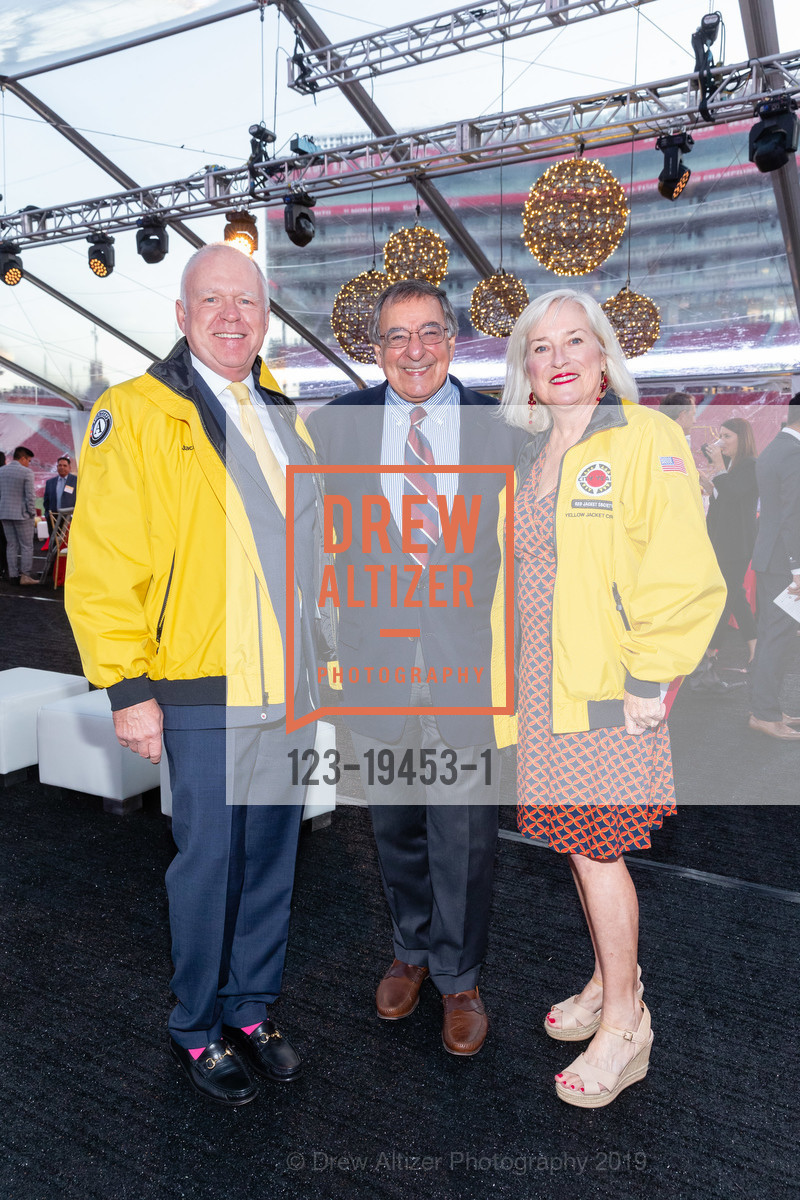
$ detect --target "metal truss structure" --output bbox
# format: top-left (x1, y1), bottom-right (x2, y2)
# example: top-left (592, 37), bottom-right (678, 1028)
top-left (287, 0), bottom-right (657, 94)
top-left (1, 0), bottom-right (797, 406)
top-left (3, 51), bottom-right (798, 252)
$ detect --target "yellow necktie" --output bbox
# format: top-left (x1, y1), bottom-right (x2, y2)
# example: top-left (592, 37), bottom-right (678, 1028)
top-left (228, 380), bottom-right (286, 518)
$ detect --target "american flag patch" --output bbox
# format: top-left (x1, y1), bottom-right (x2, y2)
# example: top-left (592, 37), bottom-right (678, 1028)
top-left (659, 455), bottom-right (687, 474)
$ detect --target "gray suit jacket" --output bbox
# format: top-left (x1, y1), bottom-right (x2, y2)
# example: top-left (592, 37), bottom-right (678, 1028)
top-left (0, 461), bottom-right (36, 521)
top-left (752, 428), bottom-right (800, 575)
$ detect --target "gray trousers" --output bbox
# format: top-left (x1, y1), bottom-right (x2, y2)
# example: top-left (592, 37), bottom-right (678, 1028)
top-left (750, 571), bottom-right (798, 721)
top-left (350, 645), bottom-right (500, 993)
top-left (1, 519), bottom-right (33, 577)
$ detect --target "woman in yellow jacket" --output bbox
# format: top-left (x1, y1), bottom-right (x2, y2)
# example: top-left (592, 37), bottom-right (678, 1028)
top-left (496, 289), bottom-right (725, 1108)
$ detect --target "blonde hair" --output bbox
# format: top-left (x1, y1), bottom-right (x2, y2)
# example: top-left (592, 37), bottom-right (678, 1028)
top-left (499, 289), bottom-right (638, 432)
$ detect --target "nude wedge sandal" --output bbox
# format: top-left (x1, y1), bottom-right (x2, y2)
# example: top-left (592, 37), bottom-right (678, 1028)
top-left (544, 964), bottom-right (643, 1042)
top-left (554, 1000), bottom-right (653, 1108)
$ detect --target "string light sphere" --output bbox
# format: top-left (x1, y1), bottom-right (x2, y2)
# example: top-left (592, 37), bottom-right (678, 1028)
top-left (470, 270), bottom-right (529, 338)
top-left (383, 225), bottom-right (449, 285)
top-left (521, 158), bottom-right (629, 276)
top-left (330, 269), bottom-right (390, 363)
top-left (602, 286), bottom-right (661, 358)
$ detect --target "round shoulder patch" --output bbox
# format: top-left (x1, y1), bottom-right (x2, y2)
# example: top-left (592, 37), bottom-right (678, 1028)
top-left (89, 409), bottom-right (113, 447)
top-left (576, 461), bottom-right (612, 496)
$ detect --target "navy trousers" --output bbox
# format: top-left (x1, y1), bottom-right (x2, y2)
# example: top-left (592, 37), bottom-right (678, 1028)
top-left (163, 718), bottom-right (314, 1048)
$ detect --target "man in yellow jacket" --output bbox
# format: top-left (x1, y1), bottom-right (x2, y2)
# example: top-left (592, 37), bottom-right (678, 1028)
top-left (66, 244), bottom-right (321, 1106)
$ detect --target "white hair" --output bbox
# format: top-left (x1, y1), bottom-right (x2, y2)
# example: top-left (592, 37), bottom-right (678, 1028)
top-left (499, 288), bottom-right (638, 432)
top-left (179, 243), bottom-right (269, 308)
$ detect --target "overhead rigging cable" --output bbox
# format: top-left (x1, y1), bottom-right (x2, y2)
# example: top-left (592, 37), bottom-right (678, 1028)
top-left (2, 87), bottom-right (6, 215)
top-left (273, 8), bottom-right (281, 146)
top-left (625, 6), bottom-right (641, 290)
top-left (260, 0), bottom-right (266, 126)
top-left (498, 37), bottom-right (506, 271)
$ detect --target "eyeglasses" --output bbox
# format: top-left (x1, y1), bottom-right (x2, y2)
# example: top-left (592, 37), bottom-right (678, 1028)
top-left (379, 324), bottom-right (448, 350)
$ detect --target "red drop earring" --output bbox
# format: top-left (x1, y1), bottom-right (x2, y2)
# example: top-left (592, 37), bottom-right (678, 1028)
top-left (597, 370), bottom-right (608, 401)
top-left (528, 391), bottom-right (537, 423)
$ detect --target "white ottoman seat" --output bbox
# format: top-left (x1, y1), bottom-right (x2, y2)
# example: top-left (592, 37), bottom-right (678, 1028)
top-left (0, 667), bottom-right (89, 783)
top-left (37, 688), bottom-right (161, 815)
top-left (159, 720), bottom-right (336, 829)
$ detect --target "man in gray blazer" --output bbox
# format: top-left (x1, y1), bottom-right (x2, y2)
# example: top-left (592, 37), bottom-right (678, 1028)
top-left (0, 445), bottom-right (38, 585)
top-left (748, 396), bottom-right (800, 740)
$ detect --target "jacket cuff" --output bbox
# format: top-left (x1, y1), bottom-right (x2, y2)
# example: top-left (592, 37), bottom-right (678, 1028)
top-left (107, 676), bottom-right (154, 711)
top-left (624, 671), bottom-right (660, 699)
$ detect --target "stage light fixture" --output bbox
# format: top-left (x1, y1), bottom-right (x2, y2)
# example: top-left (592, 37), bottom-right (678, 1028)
top-left (223, 210), bottom-right (258, 256)
top-left (749, 94), bottom-right (800, 174)
top-left (290, 135), bottom-right (320, 157)
top-left (283, 191), bottom-right (316, 247)
top-left (136, 216), bottom-right (169, 264)
top-left (249, 122), bottom-right (276, 163)
top-left (656, 132), bottom-right (694, 201)
top-left (0, 241), bottom-right (23, 285)
top-left (87, 233), bottom-right (115, 277)
top-left (691, 11), bottom-right (723, 122)
top-left (698, 11), bottom-right (722, 48)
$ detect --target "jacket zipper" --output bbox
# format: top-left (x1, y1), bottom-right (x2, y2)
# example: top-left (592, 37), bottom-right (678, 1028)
top-left (254, 576), bottom-right (268, 706)
top-left (155, 553), bottom-right (175, 647)
top-left (548, 423), bottom-right (609, 732)
top-left (612, 582), bottom-right (631, 631)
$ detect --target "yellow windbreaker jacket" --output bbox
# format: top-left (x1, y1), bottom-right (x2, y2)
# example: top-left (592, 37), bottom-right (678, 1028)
top-left (65, 341), bottom-right (315, 714)
top-left (492, 393), bottom-right (726, 744)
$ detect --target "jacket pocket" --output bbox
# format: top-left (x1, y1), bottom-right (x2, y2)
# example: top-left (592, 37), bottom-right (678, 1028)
top-left (156, 553), bottom-right (176, 646)
top-left (612, 581), bottom-right (631, 632)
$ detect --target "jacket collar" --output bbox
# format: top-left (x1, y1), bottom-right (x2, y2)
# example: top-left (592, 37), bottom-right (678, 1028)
top-left (517, 389), bottom-right (629, 477)
top-left (147, 338), bottom-right (294, 413)
top-left (345, 373), bottom-right (496, 408)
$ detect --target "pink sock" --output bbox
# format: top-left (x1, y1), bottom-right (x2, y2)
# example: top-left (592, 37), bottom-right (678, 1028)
top-left (240, 1022), bottom-right (261, 1035)
top-left (188, 1047), bottom-right (205, 1060)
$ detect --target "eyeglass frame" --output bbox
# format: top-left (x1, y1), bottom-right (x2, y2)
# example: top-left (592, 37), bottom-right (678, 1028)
top-left (377, 323), bottom-right (450, 350)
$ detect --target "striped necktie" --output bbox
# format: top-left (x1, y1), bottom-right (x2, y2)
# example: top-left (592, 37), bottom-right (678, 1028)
top-left (404, 405), bottom-right (438, 566)
top-left (228, 381), bottom-right (286, 518)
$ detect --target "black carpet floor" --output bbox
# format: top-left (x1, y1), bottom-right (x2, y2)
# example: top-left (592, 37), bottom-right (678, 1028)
top-left (1, 580), bottom-right (799, 1200)
top-left (1, 789), bottom-right (798, 1200)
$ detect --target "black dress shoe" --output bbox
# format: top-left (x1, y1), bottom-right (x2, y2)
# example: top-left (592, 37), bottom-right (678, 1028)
top-left (169, 1036), bottom-right (258, 1106)
top-left (221, 1019), bottom-right (302, 1082)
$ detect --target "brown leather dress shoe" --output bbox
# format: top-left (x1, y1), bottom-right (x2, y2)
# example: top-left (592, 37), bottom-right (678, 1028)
top-left (376, 959), bottom-right (430, 1020)
top-left (442, 987), bottom-right (488, 1056)
top-left (748, 715), bottom-right (800, 740)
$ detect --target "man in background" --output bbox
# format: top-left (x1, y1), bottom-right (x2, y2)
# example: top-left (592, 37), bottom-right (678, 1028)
top-left (658, 390), bottom-right (696, 437)
top-left (0, 445), bottom-right (38, 585)
top-left (43, 455), bottom-right (77, 533)
top-left (748, 394), bottom-right (800, 740)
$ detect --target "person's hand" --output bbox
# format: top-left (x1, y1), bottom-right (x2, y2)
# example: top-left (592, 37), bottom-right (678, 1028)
top-left (112, 698), bottom-right (163, 763)
top-left (697, 470), bottom-right (714, 496)
top-left (706, 440), bottom-right (725, 473)
top-left (789, 574), bottom-right (800, 600)
top-left (623, 691), bottom-right (666, 736)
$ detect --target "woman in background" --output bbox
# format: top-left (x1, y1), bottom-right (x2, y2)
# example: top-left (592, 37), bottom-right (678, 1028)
top-left (700, 417), bottom-right (759, 663)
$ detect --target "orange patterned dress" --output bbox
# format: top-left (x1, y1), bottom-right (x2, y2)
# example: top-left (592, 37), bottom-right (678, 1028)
top-left (515, 454), bottom-right (675, 860)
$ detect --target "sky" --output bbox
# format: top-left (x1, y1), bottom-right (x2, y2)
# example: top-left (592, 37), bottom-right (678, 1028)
top-left (0, 0), bottom-right (799, 398)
